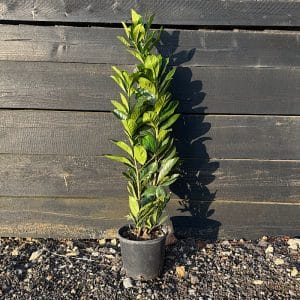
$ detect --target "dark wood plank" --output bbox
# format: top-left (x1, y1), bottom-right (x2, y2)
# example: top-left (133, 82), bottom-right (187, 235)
top-left (0, 154), bottom-right (299, 203)
top-left (0, 196), bottom-right (298, 239)
top-left (175, 114), bottom-right (300, 160)
top-left (0, 25), bottom-right (299, 68)
top-left (0, 110), bottom-right (299, 160)
top-left (0, 0), bottom-right (299, 26)
top-left (170, 201), bottom-right (300, 240)
top-left (0, 61), bottom-right (299, 114)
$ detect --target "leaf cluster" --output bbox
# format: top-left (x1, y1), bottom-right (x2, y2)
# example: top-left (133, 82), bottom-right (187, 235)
top-left (105, 10), bottom-right (180, 238)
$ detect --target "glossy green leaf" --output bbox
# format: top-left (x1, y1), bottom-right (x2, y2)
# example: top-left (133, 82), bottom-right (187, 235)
top-left (134, 145), bottom-right (147, 165)
top-left (119, 93), bottom-right (129, 111)
top-left (138, 77), bottom-right (156, 95)
top-left (112, 140), bottom-right (133, 156)
top-left (160, 100), bottom-right (179, 122)
top-left (156, 186), bottom-right (166, 199)
top-left (141, 133), bottom-right (156, 152)
top-left (127, 49), bottom-right (144, 63)
top-left (104, 155), bottom-right (134, 167)
top-left (129, 196), bottom-right (139, 217)
top-left (131, 9), bottom-right (142, 25)
top-left (122, 119), bottom-right (136, 136)
top-left (140, 161), bottom-right (158, 180)
top-left (117, 35), bottom-right (130, 47)
top-left (133, 24), bottom-right (145, 43)
top-left (161, 114), bottom-right (180, 129)
top-left (157, 157), bottom-right (179, 183)
top-left (142, 186), bottom-right (157, 198)
top-left (121, 22), bottom-right (130, 38)
top-left (113, 109), bottom-right (127, 120)
top-left (111, 100), bottom-right (127, 114)
top-left (160, 173), bottom-right (180, 186)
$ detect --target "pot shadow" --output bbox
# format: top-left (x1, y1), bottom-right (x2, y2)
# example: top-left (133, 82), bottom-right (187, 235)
top-left (156, 30), bottom-right (221, 242)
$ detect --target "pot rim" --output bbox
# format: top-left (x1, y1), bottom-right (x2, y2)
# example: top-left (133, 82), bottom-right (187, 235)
top-left (117, 225), bottom-right (167, 245)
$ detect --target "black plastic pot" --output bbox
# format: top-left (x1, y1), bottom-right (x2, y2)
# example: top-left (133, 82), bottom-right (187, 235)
top-left (118, 226), bottom-right (166, 280)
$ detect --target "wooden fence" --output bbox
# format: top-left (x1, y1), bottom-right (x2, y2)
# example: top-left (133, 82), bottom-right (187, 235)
top-left (0, 0), bottom-right (299, 239)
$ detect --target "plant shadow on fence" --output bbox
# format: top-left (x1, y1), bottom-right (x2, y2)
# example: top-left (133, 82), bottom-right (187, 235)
top-left (157, 31), bottom-right (221, 241)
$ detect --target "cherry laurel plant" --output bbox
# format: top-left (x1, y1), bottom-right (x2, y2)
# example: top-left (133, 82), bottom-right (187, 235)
top-left (105, 10), bottom-right (180, 239)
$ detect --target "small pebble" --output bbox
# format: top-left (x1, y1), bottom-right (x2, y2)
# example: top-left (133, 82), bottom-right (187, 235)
top-left (258, 240), bottom-right (268, 247)
top-left (123, 278), bottom-right (133, 289)
top-left (29, 249), bottom-right (43, 261)
top-left (291, 268), bottom-right (298, 277)
top-left (287, 239), bottom-right (300, 250)
top-left (110, 239), bottom-right (117, 246)
top-left (66, 247), bottom-right (79, 257)
top-left (98, 239), bottom-right (106, 246)
top-left (190, 275), bottom-right (200, 285)
top-left (253, 280), bottom-right (264, 285)
top-left (176, 266), bottom-right (186, 278)
top-left (11, 248), bottom-right (19, 256)
top-left (265, 245), bottom-right (274, 255)
top-left (274, 258), bottom-right (285, 265)
top-left (188, 289), bottom-right (196, 295)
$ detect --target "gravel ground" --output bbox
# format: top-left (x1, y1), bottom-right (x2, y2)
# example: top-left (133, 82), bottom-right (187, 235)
top-left (0, 235), bottom-right (299, 299)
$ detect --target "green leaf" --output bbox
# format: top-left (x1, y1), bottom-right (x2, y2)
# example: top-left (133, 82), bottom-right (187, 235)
top-left (161, 114), bottom-right (180, 129)
top-left (160, 100), bottom-right (179, 122)
top-left (129, 196), bottom-right (139, 217)
top-left (160, 173), bottom-right (180, 186)
top-left (158, 129), bottom-right (171, 142)
top-left (142, 186), bottom-right (157, 198)
top-left (104, 155), bottom-right (134, 167)
top-left (136, 88), bottom-right (155, 103)
top-left (154, 93), bottom-right (171, 114)
top-left (128, 181), bottom-right (137, 198)
top-left (112, 140), bottom-right (133, 157)
top-left (111, 66), bottom-right (123, 79)
top-left (160, 68), bottom-right (176, 93)
top-left (140, 161), bottom-right (158, 180)
top-left (156, 186), bottom-right (166, 199)
top-left (122, 119), bottom-right (136, 136)
top-left (141, 133), bottom-right (156, 152)
top-left (113, 109), bottom-right (127, 120)
top-left (117, 35), bottom-right (130, 47)
top-left (134, 145), bottom-right (147, 165)
top-left (157, 157), bottom-right (179, 183)
top-left (127, 49), bottom-right (144, 63)
top-left (133, 23), bottom-right (145, 43)
top-left (111, 100), bottom-right (127, 114)
top-left (144, 54), bottom-right (161, 78)
top-left (119, 93), bottom-right (129, 111)
top-left (121, 22), bottom-right (130, 38)
top-left (145, 14), bottom-right (154, 31)
top-left (131, 9), bottom-right (142, 25)
top-left (142, 111), bottom-right (157, 124)
top-left (130, 95), bottom-right (151, 121)
top-left (138, 77), bottom-right (156, 95)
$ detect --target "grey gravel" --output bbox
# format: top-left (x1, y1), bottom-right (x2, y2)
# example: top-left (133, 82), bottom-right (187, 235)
top-left (0, 236), bottom-right (299, 299)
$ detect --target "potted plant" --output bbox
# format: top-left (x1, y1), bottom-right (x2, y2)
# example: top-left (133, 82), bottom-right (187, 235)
top-left (105, 10), bottom-right (180, 280)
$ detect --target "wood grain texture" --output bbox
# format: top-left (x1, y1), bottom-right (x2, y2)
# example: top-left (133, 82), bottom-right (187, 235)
top-left (0, 155), bottom-right (299, 203)
top-left (0, 0), bottom-right (299, 26)
top-left (0, 25), bottom-right (299, 68)
top-left (0, 197), bottom-right (298, 239)
top-left (0, 61), bottom-right (299, 114)
top-left (0, 110), bottom-right (299, 160)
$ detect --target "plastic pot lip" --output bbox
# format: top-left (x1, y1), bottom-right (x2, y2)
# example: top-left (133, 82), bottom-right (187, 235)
top-left (118, 225), bottom-right (167, 245)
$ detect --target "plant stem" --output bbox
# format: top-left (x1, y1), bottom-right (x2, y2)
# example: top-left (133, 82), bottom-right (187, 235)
top-left (134, 158), bottom-right (141, 201)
